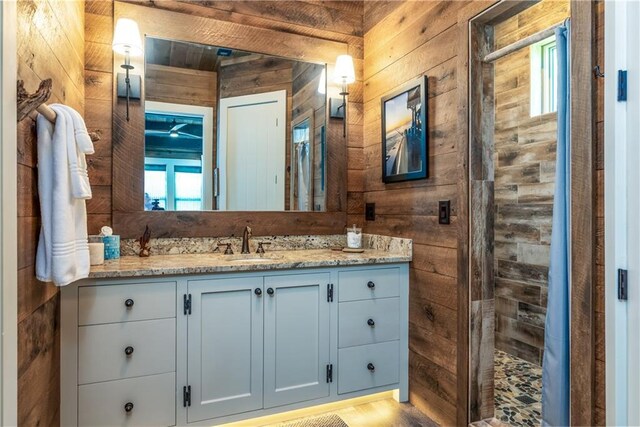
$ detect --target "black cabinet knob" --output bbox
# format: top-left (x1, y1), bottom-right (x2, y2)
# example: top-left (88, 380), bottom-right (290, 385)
top-left (367, 281), bottom-right (375, 289)
top-left (124, 346), bottom-right (134, 356)
top-left (125, 298), bottom-right (134, 308)
top-left (267, 288), bottom-right (274, 296)
top-left (367, 363), bottom-right (375, 372)
top-left (367, 318), bottom-right (375, 327)
top-left (124, 402), bottom-right (134, 413)
top-left (255, 288), bottom-right (262, 296)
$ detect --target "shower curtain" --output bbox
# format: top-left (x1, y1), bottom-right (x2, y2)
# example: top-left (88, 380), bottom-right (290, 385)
top-left (542, 19), bottom-right (571, 427)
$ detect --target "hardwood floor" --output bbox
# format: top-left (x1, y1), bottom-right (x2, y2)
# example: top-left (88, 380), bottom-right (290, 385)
top-left (222, 394), bottom-right (438, 427)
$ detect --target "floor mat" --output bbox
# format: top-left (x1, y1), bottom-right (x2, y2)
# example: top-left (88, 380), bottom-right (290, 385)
top-left (278, 413), bottom-right (349, 427)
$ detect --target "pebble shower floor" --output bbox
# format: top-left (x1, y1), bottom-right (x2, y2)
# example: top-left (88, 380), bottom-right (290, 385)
top-left (494, 350), bottom-right (543, 426)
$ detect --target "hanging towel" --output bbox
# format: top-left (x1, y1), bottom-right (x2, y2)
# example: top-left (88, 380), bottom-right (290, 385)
top-left (58, 105), bottom-right (93, 199)
top-left (36, 104), bottom-right (91, 286)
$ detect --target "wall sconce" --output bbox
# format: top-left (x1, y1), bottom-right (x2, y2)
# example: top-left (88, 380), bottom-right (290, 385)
top-left (112, 18), bottom-right (143, 121)
top-left (332, 55), bottom-right (355, 137)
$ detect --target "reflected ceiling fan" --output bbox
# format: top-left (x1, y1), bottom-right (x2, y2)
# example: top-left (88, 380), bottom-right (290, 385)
top-left (145, 119), bottom-right (201, 139)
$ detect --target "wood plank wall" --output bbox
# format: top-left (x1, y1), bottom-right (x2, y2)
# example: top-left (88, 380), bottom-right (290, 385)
top-left (594, 0), bottom-right (605, 424)
top-left (85, 1), bottom-right (114, 234)
top-left (362, 2), bottom-right (470, 424)
top-left (16, 1), bottom-right (85, 425)
top-left (492, 0), bottom-right (569, 366)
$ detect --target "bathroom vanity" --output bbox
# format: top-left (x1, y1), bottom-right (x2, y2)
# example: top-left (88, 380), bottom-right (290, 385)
top-left (60, 245), bottom-right (410, 426)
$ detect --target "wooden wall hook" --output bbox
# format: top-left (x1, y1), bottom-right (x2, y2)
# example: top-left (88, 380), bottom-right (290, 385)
top-left (17, 79), bottom-right (53, 122)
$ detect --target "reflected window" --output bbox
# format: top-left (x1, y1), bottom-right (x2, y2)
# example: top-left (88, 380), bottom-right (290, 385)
top-left (175, 166), bottom-right (203, 210)
top-left (144, 165), bottom-right (167, 210)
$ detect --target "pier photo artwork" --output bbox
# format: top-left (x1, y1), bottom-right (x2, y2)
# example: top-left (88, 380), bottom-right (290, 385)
top-left (381, 75), bottom-right (428, 183)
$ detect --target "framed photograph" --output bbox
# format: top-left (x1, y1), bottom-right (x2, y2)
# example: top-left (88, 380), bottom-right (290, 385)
top-left (380, 75), bottom-right (428, 183)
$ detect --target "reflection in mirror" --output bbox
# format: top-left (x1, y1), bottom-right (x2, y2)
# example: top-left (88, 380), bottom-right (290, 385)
top-left (143, 37), bottom-right (327, 212)
top-left (291, 110), bottom-right (314, 211)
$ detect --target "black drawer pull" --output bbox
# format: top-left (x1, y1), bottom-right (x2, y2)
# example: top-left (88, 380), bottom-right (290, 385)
top-left (367, 281), bottom-right (375, 289)
top-left (367, 318), bottom-right (375, 327)
top-left (267, 287), bottom-right (275, 296)
top-left (124, 346), bottom-right (134, 356)
top-left (124, 298), bottom-right (134, 308)
top-left (367, 363), bottom-right (375, 372)
top-left (124, 402), bottom-right (134, 413)
top-left (255, 288), bottom-right (262, 297)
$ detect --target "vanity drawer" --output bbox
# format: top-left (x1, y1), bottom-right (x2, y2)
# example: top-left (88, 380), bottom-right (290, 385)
top-left (78, 282), bottom-right (176, 325)
top-left (338, 297), bottom-right (400, 348)
top-left (78, 372), bottom-right (175, 427)
top-left (338, 341), bottom-right (399, 394)
top-left (78, 318), bottom-right (176, 384)
top-left (338, 267), bottom-right (399, 302)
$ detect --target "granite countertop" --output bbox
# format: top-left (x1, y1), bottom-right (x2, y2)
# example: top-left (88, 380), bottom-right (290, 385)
top-left (88, 248), bottom-right (412, 279)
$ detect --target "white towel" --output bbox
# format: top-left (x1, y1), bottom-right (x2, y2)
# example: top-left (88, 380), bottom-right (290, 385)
top-left (58, 105), bottom-right (93, 199)
top-left (36, 105), bottom-right (91, 286)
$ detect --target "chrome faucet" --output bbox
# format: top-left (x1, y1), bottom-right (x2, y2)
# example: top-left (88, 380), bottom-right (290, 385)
top-left (241, 226), bottom-right (252, 254)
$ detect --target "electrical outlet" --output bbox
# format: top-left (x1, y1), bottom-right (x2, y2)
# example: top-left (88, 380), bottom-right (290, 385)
top-left (439, 200), bottom-right (450, 224)
top-left (365, 203), bottom-right (376, 221)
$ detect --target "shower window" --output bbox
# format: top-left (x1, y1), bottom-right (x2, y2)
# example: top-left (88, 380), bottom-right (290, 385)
top-left (530, 36), bottom-right (558, 116)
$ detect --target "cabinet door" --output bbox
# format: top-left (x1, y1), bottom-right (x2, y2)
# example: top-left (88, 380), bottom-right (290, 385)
top-left (263, 273), bottom-right (331, 408)
top-left (187, 277), bottom-right (263, 423)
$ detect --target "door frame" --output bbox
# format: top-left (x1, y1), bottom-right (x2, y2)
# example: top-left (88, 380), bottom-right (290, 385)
top-left (144, 101), bottom-right (214, 210)
top-left (1, 1), bottom-right (18, 425)
top-left (464, 0), bottom-right (596, 424)
top-left (217, 90), bottom-right (287, 211)
top-left (604, 1), bottom-right (640, 424)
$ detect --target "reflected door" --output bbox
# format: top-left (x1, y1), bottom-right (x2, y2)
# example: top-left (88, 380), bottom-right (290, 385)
top-left (218, 90), bottom-right (286, 210)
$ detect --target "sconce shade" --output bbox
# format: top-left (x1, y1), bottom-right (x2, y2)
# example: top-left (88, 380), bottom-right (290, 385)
top-left (318, 68), bottom-right (326, 94)
top-left (112, 18), bottom-right (143, 57)
top-left (333, 55), bottom-right (355, 85)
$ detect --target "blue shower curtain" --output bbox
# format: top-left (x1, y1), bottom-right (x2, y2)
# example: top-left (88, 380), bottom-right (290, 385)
top-left (542, 20), bottom-right (571, 427)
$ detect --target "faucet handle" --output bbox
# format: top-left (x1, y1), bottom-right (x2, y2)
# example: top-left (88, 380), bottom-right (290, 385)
top-left (217, 242), bottom-right (234, 255)
top-left (256, 242), bottom-right (272, 254)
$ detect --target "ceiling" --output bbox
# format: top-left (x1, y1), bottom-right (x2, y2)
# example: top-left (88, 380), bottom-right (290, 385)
top-left (145, 37), bottom-right (254, 72)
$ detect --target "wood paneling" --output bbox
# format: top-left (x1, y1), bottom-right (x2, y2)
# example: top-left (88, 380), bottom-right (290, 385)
top-left (85, 1), bottom-right (113, 234)
top-left (492, 6), bottom-right (561, 363)
top-left (570, 1), bottom-right (596, 424)
top-left (17, 0), bottom-right (85, 425)
top-left (361, 2), bottom-right (492, 425)
top-left (594, 1), bottom-right (605, 423)
top-left (109, 1), bottom-right (358, 238)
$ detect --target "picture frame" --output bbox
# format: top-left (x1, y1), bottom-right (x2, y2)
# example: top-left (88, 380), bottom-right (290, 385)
top-left (380, 75), bottom-right (428, 183)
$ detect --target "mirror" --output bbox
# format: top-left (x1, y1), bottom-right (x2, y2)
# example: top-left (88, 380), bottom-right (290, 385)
top-left (143, 37), bottom-right (327, 212)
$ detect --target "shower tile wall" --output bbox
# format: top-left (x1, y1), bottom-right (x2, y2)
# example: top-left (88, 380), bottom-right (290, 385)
top-left (493, 0), bottom-right (569, 366)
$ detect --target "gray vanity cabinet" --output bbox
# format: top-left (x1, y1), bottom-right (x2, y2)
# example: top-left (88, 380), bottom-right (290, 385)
top-left (186, 276), bottom-right (264, 423)
top-left (263, 273), bottom-right (331, 408)
top-left (61, 263), bottom-right (409, 426)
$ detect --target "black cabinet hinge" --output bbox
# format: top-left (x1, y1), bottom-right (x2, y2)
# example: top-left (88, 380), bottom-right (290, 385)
top-left (183, 385), bottom-right (191, 407)
top-left (183, 294), bottom-right (192, 315)
top-left (327, 283), bottom-right (334, 302)
top-left (326, 364), bottom-right (333, 383)
top-left (618, 268), bottom-right (628, 301)
top-left (618, 70), bottom-right (628, 102)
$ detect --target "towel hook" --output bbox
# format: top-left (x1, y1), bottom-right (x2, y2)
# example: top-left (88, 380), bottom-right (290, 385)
top-left (17, 79), bottom-right (101, 142)
top-left (593, 65), bottom-right (605, 78)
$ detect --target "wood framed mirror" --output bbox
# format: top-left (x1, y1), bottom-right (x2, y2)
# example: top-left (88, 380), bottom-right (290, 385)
top-left (111, 2), bottom-right (350, 238)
